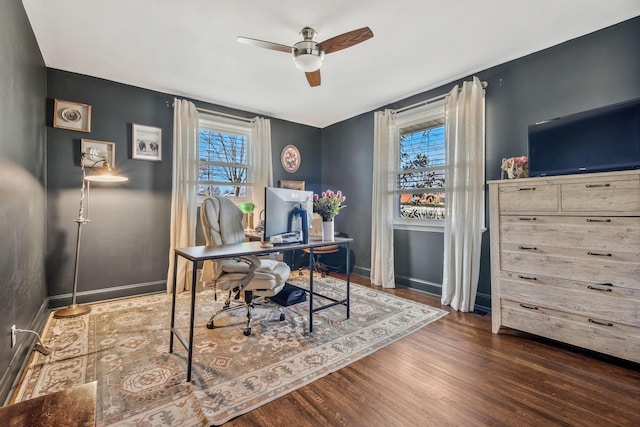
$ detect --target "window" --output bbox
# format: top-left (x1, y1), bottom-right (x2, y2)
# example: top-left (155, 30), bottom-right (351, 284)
top-left (198, 115), bottom-right (252, 201)
top-left (394, 101), bottom-right (446, 230)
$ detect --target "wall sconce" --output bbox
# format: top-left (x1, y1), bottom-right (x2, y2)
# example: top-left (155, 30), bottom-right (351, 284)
top-left (53, 153), bottom-right (128, 318)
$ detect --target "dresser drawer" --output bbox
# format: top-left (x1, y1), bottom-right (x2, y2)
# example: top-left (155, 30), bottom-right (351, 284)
top-left (500, 243), bottom-right (640, 289)
top-left (561, 176), bottom-right (640, 213)
top-left (500, 299), bottom-right (640, 363)
top-left (498, 183), bottom-right (558, 213)
top-left (499, 215), bottom-right (640, 253)
top-left (498, 272), bottom-right (640, 327)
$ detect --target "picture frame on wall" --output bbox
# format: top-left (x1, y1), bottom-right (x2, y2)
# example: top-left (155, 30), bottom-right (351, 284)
top-left (53, 99), bottom-right (92, 132)
top-left (81, 139), bottom-right (115, 168)
top-left (279, 180), bottom-right (305, 190)
top-left (132, 123), bottom-right (162, 161)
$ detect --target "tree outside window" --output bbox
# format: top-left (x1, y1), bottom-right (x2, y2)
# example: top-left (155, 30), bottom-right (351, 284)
top-left (197, 115), bottom-right (252, 201)
top-left (397, 124), bottom-right (446, 220)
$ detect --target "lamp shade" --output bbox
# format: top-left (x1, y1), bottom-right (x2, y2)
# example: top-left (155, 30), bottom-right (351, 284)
top-left (237, 202), bottom-right (255, 214)
top-left (292, 40), bottom-right (324, 72)
top-left (85, 162), bottom-right (128, 182)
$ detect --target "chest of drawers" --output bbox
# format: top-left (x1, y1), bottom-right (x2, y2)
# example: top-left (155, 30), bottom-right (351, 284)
top-left (488, 170), bottom-right (640, 362)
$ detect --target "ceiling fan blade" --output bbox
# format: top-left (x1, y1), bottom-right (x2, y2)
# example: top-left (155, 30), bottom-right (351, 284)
top-left (236, 36), bottom-right (291, 53)
top-left (318, 27), bottom-right (373, 55)
top-left (305, 70), bottom-right (321, 87)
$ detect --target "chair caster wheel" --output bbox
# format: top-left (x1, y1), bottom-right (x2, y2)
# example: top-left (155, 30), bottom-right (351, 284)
top-left (243, 328), bottom-right (251, 336)
top-left (206, 320), bottom-right (214, 329)
top-left (279, 313), bottom-right (285, 321)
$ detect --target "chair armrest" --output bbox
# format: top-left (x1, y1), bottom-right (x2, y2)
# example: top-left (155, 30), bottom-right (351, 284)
top-left (238, 255), bottom-right (261, 269)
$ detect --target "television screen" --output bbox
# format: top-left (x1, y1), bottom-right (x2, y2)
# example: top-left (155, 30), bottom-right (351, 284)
top-left (264, 187), bottom-right (313, 240)
top-left (528, 98), bottom-right (640, 177)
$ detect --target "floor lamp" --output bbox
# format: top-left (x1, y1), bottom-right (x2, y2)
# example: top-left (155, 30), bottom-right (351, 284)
top-left (53, 152), bottom-right (128, 318)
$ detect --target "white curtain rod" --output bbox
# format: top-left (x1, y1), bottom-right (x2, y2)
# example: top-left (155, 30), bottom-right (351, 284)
top-left (393, 80), bottom-right (488, 114)
top-left (196, 106), bottom-right (255, 123)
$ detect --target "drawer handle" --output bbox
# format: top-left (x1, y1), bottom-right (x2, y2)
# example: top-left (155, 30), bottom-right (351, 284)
top-left (587, 218), bottom-right (611, 223)
top-left (585, 183), bottom-right (611, 188)
top-left (517, 217), bottom-right (537, 221)
top-left (518, 275), bottom-right (538, 281)
top-left (518, 246), bottom-right (538, 251)
top-left (588, 319), bottom-right (613, 327)
top-left (587, 285), bottom-right (612, 292)
top-left (519, 304), bottom-right (538, 310)
top-left (587, 251), bottom-right (612, 257)
top-left (517, 187), bottom-right (536, 191)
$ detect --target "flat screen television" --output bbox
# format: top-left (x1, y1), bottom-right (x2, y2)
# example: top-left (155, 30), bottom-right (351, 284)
top-left (264, 187), bottom-right (313, 241)
top-left (527, 98), bottom-right (640, 177)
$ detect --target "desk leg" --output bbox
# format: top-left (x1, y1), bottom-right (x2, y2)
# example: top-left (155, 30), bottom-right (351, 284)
top-left (169, 252), bottom-right (178, 353)
top-left (308, 247), bottom-right (314, 333)
top-left (345, 242), bottom-right (351, 319)
top-left (187, 261), bottom-right (198, 383)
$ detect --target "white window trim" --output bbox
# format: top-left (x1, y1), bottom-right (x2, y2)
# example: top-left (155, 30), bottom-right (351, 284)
top-left (392, 100), bottom-right (446, 232)
top-left (197, 113), bottom-right (253, 205)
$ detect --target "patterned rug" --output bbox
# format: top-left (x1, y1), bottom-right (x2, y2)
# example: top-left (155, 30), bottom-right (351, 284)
top-left (13, 274), bottom-right (447, 426)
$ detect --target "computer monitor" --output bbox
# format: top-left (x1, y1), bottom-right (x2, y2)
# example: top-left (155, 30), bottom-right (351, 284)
top-left (264, 187), bottom-right (313, 241)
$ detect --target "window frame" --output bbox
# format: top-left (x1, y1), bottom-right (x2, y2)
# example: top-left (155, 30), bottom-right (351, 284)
top-left (197, 113), bottom-right (254, 204)
top-left (393, 101), bottom-right (447, 232)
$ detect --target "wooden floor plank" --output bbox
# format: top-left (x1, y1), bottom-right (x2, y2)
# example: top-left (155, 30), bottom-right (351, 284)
top-left (226, 274), bottom-right (640, 426)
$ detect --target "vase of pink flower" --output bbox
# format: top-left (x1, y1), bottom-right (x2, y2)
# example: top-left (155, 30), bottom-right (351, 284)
top-left (501, 156), bottom-right (529, 179)
top-left (313, 190), bottom-right (346, 241)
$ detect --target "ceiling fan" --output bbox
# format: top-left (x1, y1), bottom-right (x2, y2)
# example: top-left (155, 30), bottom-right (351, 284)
top-left (237, 26), bottom-right (374, 87)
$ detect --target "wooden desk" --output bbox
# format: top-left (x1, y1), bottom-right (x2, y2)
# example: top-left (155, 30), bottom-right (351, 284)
top-left (2, 382), bottom-right (97, 427)
top-left (169, 237), bottom-right (353, 382)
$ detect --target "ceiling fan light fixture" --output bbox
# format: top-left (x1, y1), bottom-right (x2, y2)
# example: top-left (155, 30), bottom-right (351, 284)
top-left (292, 41), bottom-right (324, 72)
top-left (238, 25), bottom-right (373, 86)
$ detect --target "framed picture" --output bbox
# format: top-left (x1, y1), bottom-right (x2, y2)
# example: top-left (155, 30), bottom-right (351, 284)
top-left (53, 99), bottom-right (91, 132)
top-left (132, 123), bottom-right (162, 161)
top-left (81, 139), bottom-right (115, 167)
top-left (279, 180), bottom-right (305, 190)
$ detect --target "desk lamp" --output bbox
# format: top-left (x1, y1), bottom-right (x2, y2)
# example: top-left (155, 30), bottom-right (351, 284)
top-left (237, 202), bottom-right (255, 231)
top-left (53, 152), bottom-right (128, 318)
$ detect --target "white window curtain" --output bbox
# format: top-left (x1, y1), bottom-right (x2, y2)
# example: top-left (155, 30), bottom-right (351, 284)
top-left (441, 77), bottom-right (485, 312)
top-left (371, 110), bottom-right (396, 288)
top-left (250, 117), bottom-right (273, 216)
top-left (166, 98), bottom-right (199, 293)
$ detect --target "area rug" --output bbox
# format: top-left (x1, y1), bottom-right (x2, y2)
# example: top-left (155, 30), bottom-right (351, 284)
top-left (13, 273), bottom-right (447, 426)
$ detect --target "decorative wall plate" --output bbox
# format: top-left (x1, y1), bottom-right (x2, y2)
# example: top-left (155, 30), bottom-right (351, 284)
top-left (281, 144), bottom-right (301, 173)
top-left (61, 107), bottom-right (82, 122)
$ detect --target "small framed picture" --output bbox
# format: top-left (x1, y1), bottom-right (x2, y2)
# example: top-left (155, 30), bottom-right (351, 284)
top-left (54, 99), bottom-right (92, 132)
top-left (279, 180), bottom-right (305, 190)
top-left (81, 139), bottom-right (115, 168)
top-left (132, 123), bottom-right (162, 161)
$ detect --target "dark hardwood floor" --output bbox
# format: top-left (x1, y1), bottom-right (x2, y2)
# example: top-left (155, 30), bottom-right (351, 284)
top-left (226, 274), bottom-right (640, 426)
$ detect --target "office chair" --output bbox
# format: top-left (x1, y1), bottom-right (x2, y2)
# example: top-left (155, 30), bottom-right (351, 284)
top-left (200, 196), bottom-right (290, 336)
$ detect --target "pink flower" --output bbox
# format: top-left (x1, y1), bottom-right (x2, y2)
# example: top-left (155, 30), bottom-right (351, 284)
top-left (501, 156), bottom-right (529, 179)
top-left (313, 189), bottom-right (347, 221)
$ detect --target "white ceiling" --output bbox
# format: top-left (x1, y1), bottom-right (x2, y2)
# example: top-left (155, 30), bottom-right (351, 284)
top-left (22, 0), bottom-right (640, 128)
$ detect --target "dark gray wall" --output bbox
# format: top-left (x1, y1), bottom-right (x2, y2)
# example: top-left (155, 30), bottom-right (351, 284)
top-left (0, 0), bottom-right (47, 404)
top-left (46, 71), bottom-right (174, 303)
top-left (320, 113), bottom-right (374, 269)
top-left (322, 17), bottom-right (640, 308)
top-left (1, 0), bottom-right (638, 402)
top-left (47, 70), bottom-right (324, 302)
top-left (272, 119), bottom-right (322, 195)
